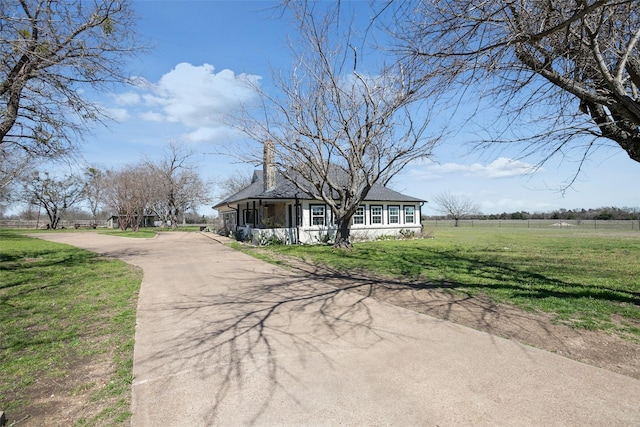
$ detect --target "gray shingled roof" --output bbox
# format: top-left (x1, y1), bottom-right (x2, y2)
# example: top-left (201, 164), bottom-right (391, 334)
top-left (213, 169), bottom-right (424, 208)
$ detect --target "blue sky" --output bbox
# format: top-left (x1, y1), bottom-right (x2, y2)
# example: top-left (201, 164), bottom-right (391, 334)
top-left (81, 0), bottom-right (639, 216)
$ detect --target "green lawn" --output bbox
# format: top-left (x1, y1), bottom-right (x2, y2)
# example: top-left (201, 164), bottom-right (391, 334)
top-left (0, 231), bottom-right (142, 425)
top-left (235, 227), bottom-right (640, 337)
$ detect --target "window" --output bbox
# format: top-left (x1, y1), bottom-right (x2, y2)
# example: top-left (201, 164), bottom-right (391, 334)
top-left (370, 205), bottom-right (383, 224)
top-left (404, 206), bottom-right (415, 224)
top-left (223, 212), bottom-right (237, 226)
top-left (244, 209), bottom-right (256, 225)
top-left (388, 206), bottom-right (400, 224)
top-left (352, 206), bottom-right (365, 225)
top-left (310, 205), bottom-right (326, 226)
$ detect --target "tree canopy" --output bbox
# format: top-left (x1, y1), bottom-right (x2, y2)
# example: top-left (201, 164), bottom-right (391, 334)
top-left (145, 142), bottom-right (211, 229)
top-left (21, 172), bottom-right (85, 229)
top-left (0, 0), bottom-right (141, 169)
top-left (390, 0), bottom-right (640, 172)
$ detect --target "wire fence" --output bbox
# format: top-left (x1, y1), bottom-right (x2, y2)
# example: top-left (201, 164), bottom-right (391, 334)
top-left (0, 219), bottom-right (108, 229)
top-left (422, 219), bottom-right (640, 231)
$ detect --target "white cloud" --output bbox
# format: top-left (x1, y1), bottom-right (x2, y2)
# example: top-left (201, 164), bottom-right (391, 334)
top-left (153, 63), bottom-right (260, 127)
top-left (476, 157), bottom-right (540, 178)
top-left (112, 92), bottom-right (141, 105)
top-left (111, 63), bottom-right (261, 142)
top-left (141, 94), bottom-right (167, 107)
top-left (105, 108), bottom-right (130, 122)
top-left (183, 125), bottom-right (245, 143)
top-left (139, 111), bottom-right (165, 122)
top-left (410, 157), bottom-right (540, 180)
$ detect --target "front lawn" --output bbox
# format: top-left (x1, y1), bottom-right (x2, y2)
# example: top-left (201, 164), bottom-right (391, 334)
top-left (0, 231), bottom-right (142, 425)
top-left (234, 227), bottom-right (640, 338)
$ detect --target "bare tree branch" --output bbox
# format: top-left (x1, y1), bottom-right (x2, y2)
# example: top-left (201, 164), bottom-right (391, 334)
top-left (432, 192), bottom-right (481, 227)
top-left (0, 0), bottom-right (143, 186)
top-left (231, 2), bottom-right (442, 248)
top-left (20, 171), bottom-right (85, 229)
top-left (389, 0), bottom-right (640, 168)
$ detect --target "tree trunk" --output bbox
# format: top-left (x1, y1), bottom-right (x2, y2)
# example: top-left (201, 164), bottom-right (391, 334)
top-left (44, 206), bottom-right (59, 230)
top-left (333, 218), bottom-right (352, 249)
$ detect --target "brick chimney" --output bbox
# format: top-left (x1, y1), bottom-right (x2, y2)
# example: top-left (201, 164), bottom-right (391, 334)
top-left (263, 140), bottom-right (276, 192)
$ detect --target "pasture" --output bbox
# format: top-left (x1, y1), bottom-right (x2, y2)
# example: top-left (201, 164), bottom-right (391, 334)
top-left (241, 226), bottom-right (640, 339)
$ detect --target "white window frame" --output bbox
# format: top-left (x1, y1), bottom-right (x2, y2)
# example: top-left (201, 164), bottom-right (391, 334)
top-left (388, 205), bottom-right (400, 224)
top-left (370, 205), bottom-right (383, 224)
top-left (352, 206), bottom-right (365, 225)
top-left (310, 204), bottom-right (326, 226)
top-left (404, 205), bottom-right (415, 224)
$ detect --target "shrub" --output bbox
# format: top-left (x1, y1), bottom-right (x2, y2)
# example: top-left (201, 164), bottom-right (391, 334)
top-left (232, 229), bottom-right (244, 242)
top-left (258, 235), bottom-right (285, 246)
top-left (375, 234), bottom-right (397, 241)
top-left (399, 228), bottom-right (416, 239)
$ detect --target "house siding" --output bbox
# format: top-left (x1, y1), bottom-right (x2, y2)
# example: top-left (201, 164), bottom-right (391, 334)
top-left (296, 201), bottom-right (422, 244)
top-left (217, 199), bottom-right (422, 244)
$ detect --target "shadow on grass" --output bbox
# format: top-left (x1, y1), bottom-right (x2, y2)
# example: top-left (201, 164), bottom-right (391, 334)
top-left (0, 248), bottom-right (98, 294)
top-left (0, 240), bottom-right (147, 296)
top-left (258, 249), bottom-right (640, 349)
top-left (396, 249), bottom-right (640, 306)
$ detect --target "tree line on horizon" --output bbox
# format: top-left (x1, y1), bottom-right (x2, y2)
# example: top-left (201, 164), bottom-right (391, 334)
top-left (425, 206), bottom-right (640, 221)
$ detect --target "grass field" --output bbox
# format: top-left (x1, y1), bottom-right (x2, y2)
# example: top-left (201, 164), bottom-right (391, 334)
top-left (235, 227), bottom-right (640, 338)
top-left (0, 231), bottom-right (142, 425)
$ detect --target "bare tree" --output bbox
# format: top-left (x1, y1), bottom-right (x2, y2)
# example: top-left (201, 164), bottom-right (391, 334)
top-left (215, 170), bottom-right (253, 201)
top-left (390, 0), bottom-right (640, 176)
top-left (235, 2), bottom-right (441, 248)
top-left (102, 165), bottom-right (154, 232)
top-left (432, 192), bottom-right (481, 227)
top-left (146, 142), bottom-right (212, 228)
top-left (1, 146), bottom-right (40, 211)
top-left (0, 0), bottom-right (141, 176)
top-left (21, 172), bottom-right (86, 229)
top-left (84, 167), bottom-right (105, 222)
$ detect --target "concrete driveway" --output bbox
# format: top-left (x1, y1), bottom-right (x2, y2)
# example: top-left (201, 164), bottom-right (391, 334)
top-left (34, 231), bottom-right (640, 426)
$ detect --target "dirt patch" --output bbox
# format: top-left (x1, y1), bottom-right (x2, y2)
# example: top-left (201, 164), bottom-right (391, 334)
top-left (284, 257), bottom-right (640, 380)
top-left (4, 354), bottom-right (114, 427)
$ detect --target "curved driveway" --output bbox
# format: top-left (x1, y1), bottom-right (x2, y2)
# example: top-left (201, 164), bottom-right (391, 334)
top-left (34, 232), bottom-right (640, 426)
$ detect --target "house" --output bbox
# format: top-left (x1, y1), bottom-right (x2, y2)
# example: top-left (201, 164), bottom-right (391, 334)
top-left (213, 151), bottom-right (425, 244)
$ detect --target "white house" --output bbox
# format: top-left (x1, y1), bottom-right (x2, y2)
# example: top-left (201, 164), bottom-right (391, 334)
top-left (213, 163), bottom-right (425, 244)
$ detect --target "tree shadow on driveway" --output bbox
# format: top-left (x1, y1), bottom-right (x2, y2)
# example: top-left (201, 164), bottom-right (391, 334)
top-left (278, 256), bottom-right (640, 381)
top-left (133, 265), bottom-right (420, 425)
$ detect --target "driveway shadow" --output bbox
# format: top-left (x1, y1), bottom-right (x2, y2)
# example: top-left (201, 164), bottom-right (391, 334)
top-left (134, 264), bottom-right (418, 424)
